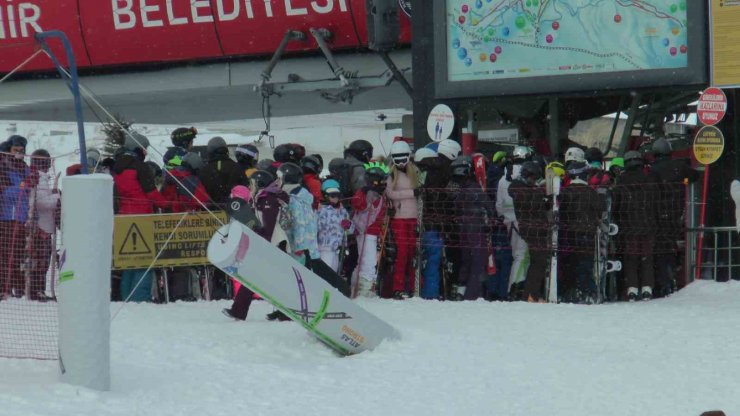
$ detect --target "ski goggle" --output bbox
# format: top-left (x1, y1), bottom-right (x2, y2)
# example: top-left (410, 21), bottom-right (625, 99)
top-left (325, 192), bottom-right (341, 198)
top-left (391, 153), bottom-right (409, 166)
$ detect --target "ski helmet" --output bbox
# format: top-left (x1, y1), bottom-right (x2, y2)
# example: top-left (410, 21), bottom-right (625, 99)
top-left (450, 155), bottom-right (473, 177)
top-left (585, 147), bottom-right (604, 165)
top-left (652, 137), bottom-right (672, 156)
top-left (623, 151), bottom-right (644, 170)
top-left (567, 160), bottom-right (589, 179)
top-left (520, 161), bottom-right (543, 181)
top-left (124, 131), bottom-right (150, 151)
top-left (291, 143), bottom-right (306, 161)
top-left (512, 145), bottom-right (533, 162)
top-left (182, 152), bottom-right (204, 171)
top-left (171, 127), bottom-right (197, 148)
top-left (311, 154), bottom-right (323, 171)
top-left (248, 170), bottom-right (275, 189)
top-left (277, 162), bottom-right (302, 185)
top-left (273, 143), bottom-right (301, 164)
top-left (437, 139), bottom-right (461, 161)
top-left (546, 161), bottom-right (566, 178)
top-left (207, 136), bottom-right (228, 158)
top-left (390, 140), bottom-right (412, 166)
top-left (610, 158), bottom-right (625, 168)
top-left (347, 140), bottom-right (374, 162)
top-left (86, 148), bottom-right (101, 168)
top-left (492, 151), bottom-right (507, 164)
top-left (321, 179), bottom-right (341, 195)
top-left (414, 147), bottom-right (437, 165)
top-left (163, 147), bottom-right (187, 169)
top-left (364, 161), bottom-right (389, 188)
top-left (235, 144), bottom-right (259, 166)
top-left (564, 147), bottom-right (586, 164)
top-left (300, 154), bottom-right (322, 174)
top-left (230, 185), bottom-right (252, 202)
top-left (328, 158), bottom-right (344, 177)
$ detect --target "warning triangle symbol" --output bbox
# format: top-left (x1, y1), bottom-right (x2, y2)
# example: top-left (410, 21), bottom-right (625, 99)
top-left (119, 223), bottom-right (152, 255)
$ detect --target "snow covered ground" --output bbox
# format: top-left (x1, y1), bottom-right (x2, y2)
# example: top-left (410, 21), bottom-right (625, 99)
top-left (0, 280), bottom-right (737, 416)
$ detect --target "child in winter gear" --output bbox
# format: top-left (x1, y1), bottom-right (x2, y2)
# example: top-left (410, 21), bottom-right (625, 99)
top-left (317, 179), bottom-right (352, 272)
top-left (301, 155), bottom-right (323, 210)
top-left (351, 162), bottom-right (388, 298)
top-left (161, 152), bottom-right (210, 212)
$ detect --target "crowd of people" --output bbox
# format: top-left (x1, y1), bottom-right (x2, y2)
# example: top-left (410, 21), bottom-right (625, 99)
top-left (0, 127), bottom-right (698, 313)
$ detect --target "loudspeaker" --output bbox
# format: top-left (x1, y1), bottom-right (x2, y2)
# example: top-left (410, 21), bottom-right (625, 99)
top-left (366, 0), bottom-right (399, 52)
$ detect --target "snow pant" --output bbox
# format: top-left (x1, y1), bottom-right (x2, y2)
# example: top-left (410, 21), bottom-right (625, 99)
top-left (30, 229), bottom-right (52, 297)
top-left (319, 246), bottom-right (339, 273)
top-left (0, 220), bottom-right (25, 295)
top-left (508, 227), bottom-right (530, 292)
top-left (563, 252), bottom-right (596, 296)
top-left (229, 285), bottom-right (255, 320)
top-left (654, 235), bottom-right (677, 293)
top-left (420, 230), bottom-right (443, 299)
top-left (458, 223), bottom-right (486, 300)
top-left (353, 233), bottom-right (379, 286)
top-left (623, 236), bottom-right (654, 290)
top-left (390, 218), bottom-right (417, 293)
top-left (486, 226), bottom-right (512, 299)
top-left (523, 249), bottom-right (549, 301)
top-left (120, 269), bottom-right (153, 302)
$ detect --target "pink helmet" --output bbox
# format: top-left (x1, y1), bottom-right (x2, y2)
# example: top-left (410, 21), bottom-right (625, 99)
top-left (230, 185), bottom-right (252, 202)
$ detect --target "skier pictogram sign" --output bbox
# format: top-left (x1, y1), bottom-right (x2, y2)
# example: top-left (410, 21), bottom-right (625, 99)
top-left (118, 223), bottom-right (152, 255)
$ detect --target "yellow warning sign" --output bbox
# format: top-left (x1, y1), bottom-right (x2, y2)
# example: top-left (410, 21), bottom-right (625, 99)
top-left (711, 0), bottom-right (740, 87)
top-left (693, 126), bottom-right (725, 165)
top-left (112, 211), bottom-right (228, 270)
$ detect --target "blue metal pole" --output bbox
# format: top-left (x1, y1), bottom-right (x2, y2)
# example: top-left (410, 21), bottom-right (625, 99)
top-left (34, 30), bottom-right (88, 174)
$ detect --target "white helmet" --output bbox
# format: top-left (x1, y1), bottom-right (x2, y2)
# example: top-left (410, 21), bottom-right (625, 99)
top-left (512, 145), bottom-right (533, 162)
top-left (414, 147), bottom-right (437, 164)
top-left (390, 140), bottom-right (412, 166)
top-left (564, 147), bottom-right (586, 163)
top-left (437, 139), bottom-right (461, 160)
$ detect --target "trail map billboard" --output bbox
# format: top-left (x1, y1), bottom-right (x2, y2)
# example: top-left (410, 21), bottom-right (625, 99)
top-left (433, 1), bottom-right (707, 97)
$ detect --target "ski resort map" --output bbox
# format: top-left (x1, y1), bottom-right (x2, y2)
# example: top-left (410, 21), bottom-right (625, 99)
top-left (447, 0), bottom-right (689, 82)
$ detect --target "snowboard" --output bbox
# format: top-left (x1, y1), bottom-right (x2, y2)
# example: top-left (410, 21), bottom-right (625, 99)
top-left (208, 221), bottom-right (400, 355)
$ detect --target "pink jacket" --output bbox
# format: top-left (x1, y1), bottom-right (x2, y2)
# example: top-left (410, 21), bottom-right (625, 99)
top-left (385, 170), bottom-right (417, 219)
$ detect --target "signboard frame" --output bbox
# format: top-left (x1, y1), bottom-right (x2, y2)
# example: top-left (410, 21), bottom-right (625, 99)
top-left (432, 1), bottom-right (708, 99)
top-left (709, 0), bottom-right (740, 88)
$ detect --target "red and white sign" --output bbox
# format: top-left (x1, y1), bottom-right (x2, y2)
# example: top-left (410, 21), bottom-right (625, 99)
top-left (0, 0), bottom-right (412, 74)
top-left (697, 87), bottom-right (727, 126)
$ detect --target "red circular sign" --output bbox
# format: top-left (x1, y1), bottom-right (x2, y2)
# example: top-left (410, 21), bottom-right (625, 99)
top-left (697, 87), bottom-right (727, 126)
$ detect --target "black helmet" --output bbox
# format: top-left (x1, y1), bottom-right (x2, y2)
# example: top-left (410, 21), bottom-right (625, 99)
top-left (623, 151), bottom-right (644, 170)
top-left (256, 158), bottom-right (274, 171)
top-left (236, 144), bottom-right (259, 166)
top-left (585, 147), bottom-right (604, 164)
top-left (273, 143), bottom-right (300, 164)
top-left (301, 155), bottom-right (322, 174)
top-left (311, 154), bottom-right (323, 171)
top-left (450, 156), bottom-right (473, 177)
top-left (652, 138), bottom-right (672, 156)
top-left (292, 143), bottom-right (306, 161)
top-left (520, 161), bottom-right (543, 181)
top-left (182, 152), bottom-right (204, 171)
top-left (145, 161), bottom-right (163, 178)
top-left (31, 149), bottom-right (51, 170)
top-left (347, 140), bottom-right (373, 162)
top-left (277, 162), bottom-right (303, 185)
top-left (328, 158), bottom-right (344, 177)
top-left (171, 127), bottom-right (197, 148)
top-left (248, 170), bottom-right (275, 189)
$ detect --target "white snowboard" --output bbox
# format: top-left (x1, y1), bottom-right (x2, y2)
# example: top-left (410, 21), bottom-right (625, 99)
top-left (207, 221), bottom-right (400, 355)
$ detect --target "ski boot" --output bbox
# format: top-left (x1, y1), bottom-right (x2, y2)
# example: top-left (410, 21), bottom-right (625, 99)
top-left (392, 291), bottom-right (405, 300)
top-left (222, 308), bottom-right (244, 321)
top-left (627, 287), bottom-right (639, 302)
top-left (266, 310), bottom-right (291, 321)
top-left (640, 286), bottom-right (652, 301)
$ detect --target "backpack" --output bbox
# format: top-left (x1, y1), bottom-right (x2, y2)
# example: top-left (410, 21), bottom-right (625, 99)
top-left (337, 160), bottom-right (358, 199)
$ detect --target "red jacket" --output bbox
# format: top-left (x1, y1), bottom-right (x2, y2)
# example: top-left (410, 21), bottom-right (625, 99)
top-left (113, 154), bottom-right (168, 214)
top-left (303, 173), bottom-right (322, 210)
top-left (351, 189), bottom-right (386, 236)
top-left (161, 168), bottom-right (211, 213)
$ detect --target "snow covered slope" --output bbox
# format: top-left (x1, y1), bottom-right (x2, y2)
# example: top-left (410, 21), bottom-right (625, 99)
top-left (0, 281), bottom-right (737, 416)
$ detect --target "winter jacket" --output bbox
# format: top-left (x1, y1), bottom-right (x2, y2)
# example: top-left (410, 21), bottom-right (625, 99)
top-left (303, 173), bottom-right (322, 211)
top-left (317, 203), bottom-right (350, 251)
top-left (199, 152), bottom-right (242, 206)
top-left (343, 155), bottom-right (367, 196)
top-left (452, 178), bottom-right (492, 224)
top-left (285, 185), bottom-right (320, 259)
top-left (161, 168), bottom-right (210, 213)
top-left (559, 179), bottom-right (605, 250)
top-left (509, 180), bottom-right (550, 250)
top-left (650, 157), bottom-right (698, 233)
top-left (254, 182), bottom-right (289, 243)
top-left (112, 153), bottom-right (168, 215)
top-left (419, 165), bottom-right (450, 233)
top-left (351, 188), bottom-right (386, 236)
top-left (495, 164), bottom-right (523, 227)
top-left (0, 158), bottom-right (31, 222)
top-left (34, 169), bottom-right (60, 234)
top-left (385, 168), bottom-right (418, 219)
top-left (228, 162), bottom-right (256, 189)
top-left (612, 169), bottom-right (660, 237)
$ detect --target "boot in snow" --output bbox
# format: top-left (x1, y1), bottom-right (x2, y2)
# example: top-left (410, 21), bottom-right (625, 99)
top-left (266, 310), bottom-right (291, 321)
top-left (641, 286), bottom-right (652, 301)
top-left (627, 287), bottom-right (639, 302)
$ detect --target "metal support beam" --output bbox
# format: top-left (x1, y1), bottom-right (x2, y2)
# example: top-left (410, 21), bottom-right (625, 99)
top-left (379, 52), bottom-right (413, 98)
top-left (309, 28), bottom-right (350, 87)
top-left (617, 92), bottom-right (642, 156)
top-left (604, 95), bottom-right (626, 156)
top-left (260, 30), bottom-right (306, 86)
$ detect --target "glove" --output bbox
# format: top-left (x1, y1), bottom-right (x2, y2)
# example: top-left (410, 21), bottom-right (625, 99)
top-left (341, 219), bottom-right (352, 230)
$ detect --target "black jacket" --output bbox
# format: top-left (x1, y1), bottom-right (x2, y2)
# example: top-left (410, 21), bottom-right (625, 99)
top-left (612, 168), bottom-right (660, 237)
top-left (510, 180), bottom-right (550, 250)
top-left (199, 152), bottom-right (242, 206)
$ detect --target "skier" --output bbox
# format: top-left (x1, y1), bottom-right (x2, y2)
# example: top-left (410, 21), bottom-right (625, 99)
top-left (230, 143), bottom-right (259, 186)
top-left (339, 139), bottom-right (374, 198)
top-left (385, 141), bottom-right (419, 298)
top-left (278, 162), bottom-right (320, 264)
top-left (414, 147), bottom-right (445, 300)
top-left (301, 154), bottom-right (323, 210)
top-left (613, 151), bottom-right (659, 301)
top-left (112, 132), bottom-right (168, 302)
top-left (0, 135), bottom-right (30, 298)
top-left (351, 161), bottom-right (388, 298)
top-left (649, 137), bottom-right (698, 295)
top-left (563, 147), bottom-right (586, 187)
top-left (28, 149), bottom-right (59, 301)
top-left (495, 145), bottom-right (533, 299)
top-left (199, 136), bottom-right (241, 207)
top-left (509, 162), bottom-right (550, 302)
top-left (585, 147), bottom-right (611, 188)
top-left (317, 179), bottom-right (352, 272)
top-left (163, 126), bottom-right (197, 169)
top-left (161, 152), bottom-right (210, 212)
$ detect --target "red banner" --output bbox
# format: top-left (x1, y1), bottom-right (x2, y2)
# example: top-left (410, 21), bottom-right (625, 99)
top-left (0, 0), bottom-right (411, 73)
